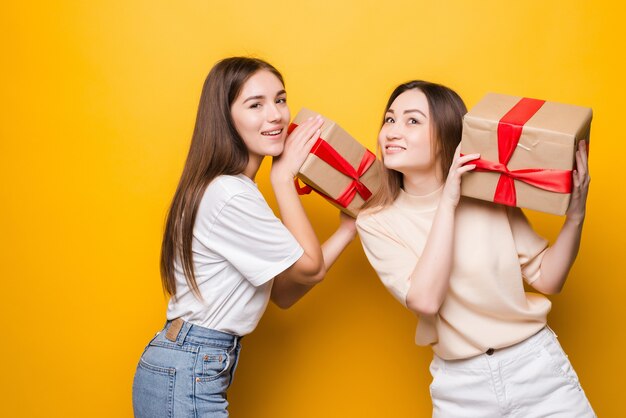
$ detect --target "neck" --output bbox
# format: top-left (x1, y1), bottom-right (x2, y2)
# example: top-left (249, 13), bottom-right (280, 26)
top-left (402, 169), bottom-right (443, 196)
top-left (243, 155), bottom-right (264, 181)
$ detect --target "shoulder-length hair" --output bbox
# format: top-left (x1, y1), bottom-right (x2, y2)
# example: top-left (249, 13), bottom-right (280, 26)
top-left (363, 80), bottom-right (467, 211)
top-left (161, 57), bottom-right (284, 298)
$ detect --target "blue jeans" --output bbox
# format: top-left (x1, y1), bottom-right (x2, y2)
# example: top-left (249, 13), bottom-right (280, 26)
top-left (132, 320), bottom-right (241, 418)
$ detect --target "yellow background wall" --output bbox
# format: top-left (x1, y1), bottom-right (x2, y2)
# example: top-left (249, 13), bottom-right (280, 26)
top-left (2, 1), bottom-right (624, 416)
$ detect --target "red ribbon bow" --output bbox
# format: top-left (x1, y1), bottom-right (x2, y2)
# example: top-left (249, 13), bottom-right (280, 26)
top-left (288, 122), bottom-right (376, 208)
top-left (465, 97), bottom-right (572, 207)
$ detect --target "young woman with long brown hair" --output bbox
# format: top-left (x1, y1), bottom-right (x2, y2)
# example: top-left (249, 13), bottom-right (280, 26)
top-left (132, 57), bottom-right (356, 417)
top-left (356, 81), bottom-right (595, 416)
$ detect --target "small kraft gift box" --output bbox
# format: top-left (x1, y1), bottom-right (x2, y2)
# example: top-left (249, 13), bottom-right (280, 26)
top-left (288, 108), bottom-right (382, 218)
top-left (460, 93), bottom-right (592, 215)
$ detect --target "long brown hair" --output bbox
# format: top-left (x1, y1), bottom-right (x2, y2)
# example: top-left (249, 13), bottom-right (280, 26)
top-left (363, 80), bottom-right (467, 210)
top-left (161, 57), bottom-right (285, 298)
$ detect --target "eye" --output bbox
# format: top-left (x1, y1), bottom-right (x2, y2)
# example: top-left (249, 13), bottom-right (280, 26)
top-left (384, 116), bottom-right (395, 123)
top-left (276, 97), bottom-right (287, 104)
top-left (249, 103), bottom-right (262, 109)
top-left (408, 118), bottom-right (420, 125)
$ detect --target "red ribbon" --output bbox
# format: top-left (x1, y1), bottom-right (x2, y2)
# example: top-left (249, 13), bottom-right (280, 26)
top-left (465, 97), bottom-right (572, 206)
top-left (288, 122), bottom-right (376, 208)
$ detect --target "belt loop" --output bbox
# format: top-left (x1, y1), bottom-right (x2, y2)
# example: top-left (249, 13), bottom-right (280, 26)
top-left (434, 354), bottom-right (445, 372)
top-left (545, 325), bottom-right (557, 338)
top-left (231, 335), bottom-right (239, 353)
top-left (176, 320), bottom-right (192, 346)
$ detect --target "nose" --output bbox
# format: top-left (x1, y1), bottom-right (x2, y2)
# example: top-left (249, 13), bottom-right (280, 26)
top-left (266, 102), bottom-right (282, 123)
top-left (385, 124), bottom-right (402, 140)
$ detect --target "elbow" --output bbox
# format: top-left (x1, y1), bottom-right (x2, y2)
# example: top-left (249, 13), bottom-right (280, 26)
top-left (273, 297), bottom-right (296, 310)
top-left (406, 294), bottom-right (441, 316)
top-left (532, 274), bottom-right (565, 295)
top-left (538, 282), bottom-right (564, 295)
top-left (305, 264), bottom-right (327, 285)
top-left (294, 253), bottom-right (326, 285)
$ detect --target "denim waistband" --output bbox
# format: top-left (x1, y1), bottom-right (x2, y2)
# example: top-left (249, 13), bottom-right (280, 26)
top-left (433, 327), bottom-right (556, 371)
top-left (157, 319), bottom-right (240, 350)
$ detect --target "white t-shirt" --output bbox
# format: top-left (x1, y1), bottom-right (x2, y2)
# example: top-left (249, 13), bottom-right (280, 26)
top-left (166, 174), bottom-right (303, 336)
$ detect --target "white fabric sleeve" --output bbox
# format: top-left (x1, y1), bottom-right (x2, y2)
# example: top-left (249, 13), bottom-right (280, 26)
top-left (507, 207), bottom-right (549, 284)
top-left (356, 214), bottom-right (414, 307)
top-left (210, 192), bottom-right (304, 287)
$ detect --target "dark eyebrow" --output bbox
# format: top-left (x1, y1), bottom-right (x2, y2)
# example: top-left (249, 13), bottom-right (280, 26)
top-left (243, 95), bottom-right (264, 104)
top-left (243, 89), bottom-right (287, 104)
top-left (385, 108), bottom-right (427, 118)
top-left (404, 109), bottom-right (427, 118)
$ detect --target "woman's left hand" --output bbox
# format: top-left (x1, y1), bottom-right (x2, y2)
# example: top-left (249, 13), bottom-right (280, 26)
top-left (566, 140), bottom-right (590, 223)
top-left (271, 115), bottom-right (323, 183)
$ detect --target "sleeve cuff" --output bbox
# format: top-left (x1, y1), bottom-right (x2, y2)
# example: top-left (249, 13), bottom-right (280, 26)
top-left (247, 245), bottom-right (304, 287)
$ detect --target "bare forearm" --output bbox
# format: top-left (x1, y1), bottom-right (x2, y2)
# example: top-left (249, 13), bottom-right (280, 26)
top-left (533, 140), bottom-right (590, 294)
top-left (322, 223), bottom-right (356, 270)
top-left (403, 149), bottom-right (479, 315)
top-left (271, 214), bottom-right (355, 309)
top-left (271, 176), bottom-right (324, 276)
top-left (535, 217), bottom-right (584, 294)
top-left (270, 224), bottom-right (352, 309)
top-left (406, 204), bottom-right (455, 315)
top-left (270, 277), bottom-right (315, 309)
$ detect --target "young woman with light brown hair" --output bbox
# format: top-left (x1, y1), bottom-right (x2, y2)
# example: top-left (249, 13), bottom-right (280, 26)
top-left (132, 57), bottom-right (356, 417)
top-left (357, 80), bottom-right (595, 416)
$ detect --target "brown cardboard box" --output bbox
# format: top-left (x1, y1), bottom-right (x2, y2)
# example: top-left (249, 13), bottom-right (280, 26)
top-left (290, 108), bottom-right (382, 217)
top-left (460, 93), bottom-right (592, 215)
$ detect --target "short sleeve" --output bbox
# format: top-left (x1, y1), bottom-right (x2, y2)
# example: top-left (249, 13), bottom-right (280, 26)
top-left (356, 214), bottom-right (415, 307)
top-left (209, 192), bottom-right (304, 286)
top-left (507, 207), bottom-right (549, 284)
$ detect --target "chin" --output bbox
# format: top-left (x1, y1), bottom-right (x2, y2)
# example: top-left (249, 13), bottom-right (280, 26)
top-left (266, 145), bottom-right (285, 157)
top-left (383, 161), bottom-right (410, 175)
top-left (382, 158), bottom-right (402, 171)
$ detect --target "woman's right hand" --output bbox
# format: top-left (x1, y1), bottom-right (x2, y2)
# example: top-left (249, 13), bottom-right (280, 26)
top-left (337, 211), bottom-right (357, 237)
top-left (440, 144), bottom-right (480, 210)
top-left (270, 115), bottom-right (324, 184)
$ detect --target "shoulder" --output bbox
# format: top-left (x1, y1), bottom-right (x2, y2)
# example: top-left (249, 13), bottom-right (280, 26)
top-left (356, 204), bottom-right (401, 237)
top-left (356, 205), bottom-right (387, 228)
top-left (205, 175), bottom-right (265, 205)
top-left (206, 174), bottom-right (261, 199)
top-left (198, 175), bottom-right (269, 220)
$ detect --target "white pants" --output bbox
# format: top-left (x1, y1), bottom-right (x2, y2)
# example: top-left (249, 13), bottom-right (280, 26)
top-left (429, 327), bottom-right (595, 418)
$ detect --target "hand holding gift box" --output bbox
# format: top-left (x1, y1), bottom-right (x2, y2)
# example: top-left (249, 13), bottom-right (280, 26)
top-left (460, 93), bottom-right (592, 215)
top-left (288, 108), bottom-right (382, 218)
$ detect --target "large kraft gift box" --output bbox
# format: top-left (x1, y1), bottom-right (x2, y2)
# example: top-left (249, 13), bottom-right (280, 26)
top-left (289, 108), bottom-right (382, 218)
top-left (460, 93), bottom-right (592, 215)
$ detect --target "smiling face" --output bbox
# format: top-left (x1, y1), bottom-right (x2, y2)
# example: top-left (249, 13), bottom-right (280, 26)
top-left (230, 69), bottom-right (291, 169)
top-left (379, 88), bottom-right (438, 179)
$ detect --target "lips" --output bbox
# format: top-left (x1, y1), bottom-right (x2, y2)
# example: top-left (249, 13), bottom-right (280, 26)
top-left (261, 128), bottom-right (283, 137)
top-left (384, 144), bottom-right (406, 153)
